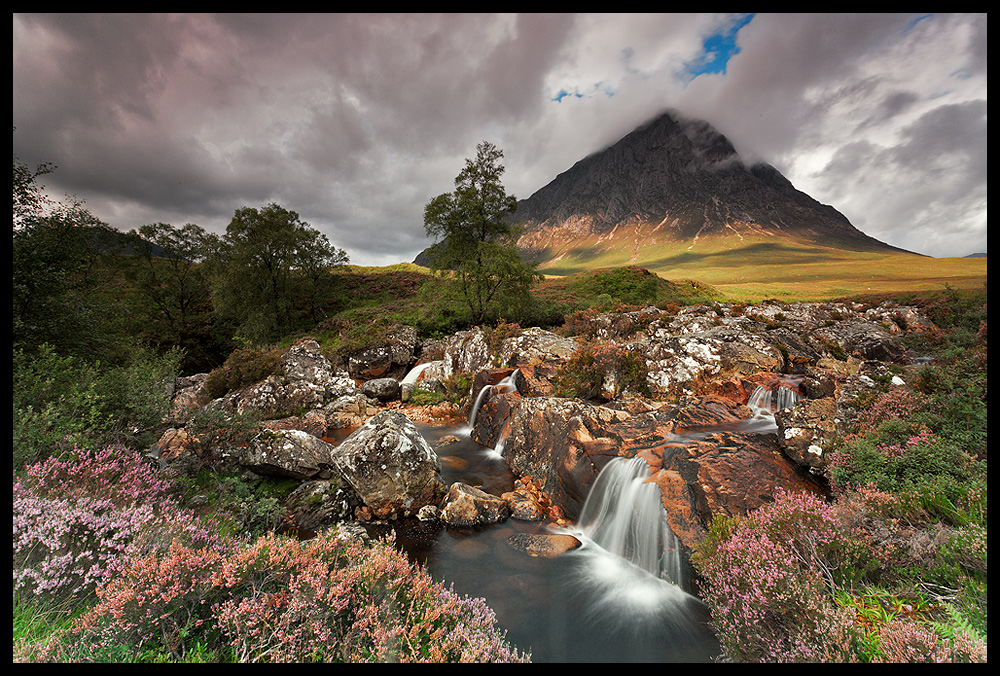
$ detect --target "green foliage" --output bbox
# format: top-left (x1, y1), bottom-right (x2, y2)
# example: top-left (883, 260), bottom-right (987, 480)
top-left (554, 340), bottom-right (650, 400)
top-left (13, 344), bottom-right (181, 469)
top-left (208, 203), bottom-right (348, 346)
top-left (202, 344), bottom-right (285, 400)
top-left (578, 266), bottom-right (660, 306)
top-left (423, 142), bottom-right (542, 325)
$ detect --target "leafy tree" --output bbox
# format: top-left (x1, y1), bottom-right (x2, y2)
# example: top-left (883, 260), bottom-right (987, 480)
top-left (208, 203), bottom-right (348, 346)
top-left (423, 141), bottom-right (540, 325)
top-left (13, 151), bottom-right (127, 362)
top-left (125, 222), bottom-right (223, 372)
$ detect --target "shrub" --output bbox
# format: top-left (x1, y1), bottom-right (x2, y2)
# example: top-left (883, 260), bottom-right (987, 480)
top-left (203, 345), bottom-right (284, 400)
top-left (13, 445), bottom-right (219, 604)
top-left (554, 340), bottom-right (649, 400)
top-left (692, 489), bottom-right (860, 662)
top-left (13, 344), bottom-right (181, 469)
top-left (34, 529), bottom-right (531, 663)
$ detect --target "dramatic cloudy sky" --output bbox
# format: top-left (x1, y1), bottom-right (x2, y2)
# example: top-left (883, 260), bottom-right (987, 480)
top-left (13, 13), bottom-right (988, 264)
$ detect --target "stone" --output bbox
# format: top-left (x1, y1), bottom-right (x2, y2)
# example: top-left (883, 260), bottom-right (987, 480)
top-left (361, 377), bottom-right (402, 402)
top-left (775, 397), bottom-right (838, 469)
top-left (236, 429), bottom-right (339, 480)
top-left (506, 533), bottom-right (582, 558)
top-left (330, 410), bottom-right (446, 520)
top-left (439, 482), bottom-right (510, 527)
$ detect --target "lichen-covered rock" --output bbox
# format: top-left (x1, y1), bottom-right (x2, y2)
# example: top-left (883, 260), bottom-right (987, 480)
top-left (330, 410), bottom-right (446, 520)
top-left (236, 429), bottom-right (339, 480)
top-left (346, 324), bottom-right (419, 381)
top-left (775, 397), bottom-right (838, 469)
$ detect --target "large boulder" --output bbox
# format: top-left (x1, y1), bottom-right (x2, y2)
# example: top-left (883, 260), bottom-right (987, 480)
top-left (235, 429), bottom-right (339, 480)
top-left (346, 324), bottom-right (419, 381)
top-left (330, 411), bottom-right (447, 520)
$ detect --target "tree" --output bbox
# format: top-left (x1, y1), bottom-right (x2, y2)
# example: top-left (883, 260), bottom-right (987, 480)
top-left (13, 151), bottom-right (127, 362)
top-left (209, 203), bottom-right (349, 346)
top-left (423, 141), bottom-right (540, 325)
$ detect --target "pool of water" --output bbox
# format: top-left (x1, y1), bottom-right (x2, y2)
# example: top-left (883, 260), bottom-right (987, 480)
top-left (365, 423), bottom-right (723, 663)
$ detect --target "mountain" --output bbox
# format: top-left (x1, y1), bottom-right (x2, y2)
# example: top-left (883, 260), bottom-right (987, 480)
top-left (512, 109), bottom-right (912, 271)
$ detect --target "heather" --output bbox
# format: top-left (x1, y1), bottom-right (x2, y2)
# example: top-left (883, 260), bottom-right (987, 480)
top-left (691, 288), bottom-right (987, 662)
top-left (13, 446), bottom-right (531, 663)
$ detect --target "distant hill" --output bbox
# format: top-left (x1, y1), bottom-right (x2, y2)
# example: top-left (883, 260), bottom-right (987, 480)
top-left (965, 252), bottom-right (987, 258)
top-left (511, 109), bottom-right (914, 273)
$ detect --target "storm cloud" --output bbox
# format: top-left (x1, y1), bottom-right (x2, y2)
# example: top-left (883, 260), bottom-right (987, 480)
top-left (13, 13), bottom-right (987, 263)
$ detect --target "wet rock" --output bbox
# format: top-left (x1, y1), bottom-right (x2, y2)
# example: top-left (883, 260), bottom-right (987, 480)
top-left (439, 482), bottom-right (510, 527)
top-left (647, 431), bottom-right (828, 552)
top-left (330, 411), bottom-right (447, 520)
top-left (506, 532), bottom-right (582, 558)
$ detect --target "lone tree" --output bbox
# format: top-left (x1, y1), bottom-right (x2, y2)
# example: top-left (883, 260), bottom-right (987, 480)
top-left (423, 141), bottom-right (540, 325)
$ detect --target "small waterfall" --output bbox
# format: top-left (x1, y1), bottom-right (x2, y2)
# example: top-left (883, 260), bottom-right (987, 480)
top-left (745, 382), bottom-right (804, 431)
top-left (576, 456), bottom-right (683, 588)
top-left (467, 369), bottom-right (519, 431)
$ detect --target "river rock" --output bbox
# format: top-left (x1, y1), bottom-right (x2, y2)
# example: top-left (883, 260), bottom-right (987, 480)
top-left (506, 532), bottom-right (582, 558)
top-left (330, 410), bottom-right (446, 520)
top-left (439, 482), bottom-right (510, 527)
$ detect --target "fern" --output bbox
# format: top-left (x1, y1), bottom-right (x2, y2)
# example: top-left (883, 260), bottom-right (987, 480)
top-left (931, 602), bottom-right (985, 644)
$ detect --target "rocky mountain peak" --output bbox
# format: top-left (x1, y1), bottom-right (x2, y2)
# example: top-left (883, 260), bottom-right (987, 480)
top-left (513, 109), bottom-right (899, 257)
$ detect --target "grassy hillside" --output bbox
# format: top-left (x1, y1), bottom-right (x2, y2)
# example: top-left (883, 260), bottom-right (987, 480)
top-left (528, 232), bottom-right (986, 302)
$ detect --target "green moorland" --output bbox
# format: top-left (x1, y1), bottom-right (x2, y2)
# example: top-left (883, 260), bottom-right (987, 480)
top-left (14, 251), bottom-right (987, 662)
top-left (530, 232), bottom-right (987, 303)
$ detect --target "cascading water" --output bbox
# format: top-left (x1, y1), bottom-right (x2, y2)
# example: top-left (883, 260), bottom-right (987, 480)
top-left (744, 380), bottom-right (805, 431)
top-left (468, 369), bottom-right (519, 433)
top-left (575, 456), bottom-right (683, 589)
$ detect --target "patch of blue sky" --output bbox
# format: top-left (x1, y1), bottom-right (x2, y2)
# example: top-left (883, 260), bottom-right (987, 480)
top-left (682, 13), bottom-right (755, 81)
top-left (551, 84), bottom-right (615, 103)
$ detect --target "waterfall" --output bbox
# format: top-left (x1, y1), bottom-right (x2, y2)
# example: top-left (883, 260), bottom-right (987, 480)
top-left (467, 369), bottom-right (519, 431)
top-left (745, 382), bottom-right (804, 431)
top-left (576, 456), bottom-right (683, 588)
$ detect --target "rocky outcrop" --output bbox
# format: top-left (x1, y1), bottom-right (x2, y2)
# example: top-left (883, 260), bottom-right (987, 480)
top-left (152, 296), bottom-right (937, 562)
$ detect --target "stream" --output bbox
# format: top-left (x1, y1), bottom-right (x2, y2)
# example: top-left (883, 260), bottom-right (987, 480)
top-left (358, 378), bottom-right (800, 662)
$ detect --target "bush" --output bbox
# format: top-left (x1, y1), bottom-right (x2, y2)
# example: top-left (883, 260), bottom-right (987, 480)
top-left (203, 345), bottom-right (284, 400)
top-left (13, 344), bottom-right (181, 469)
top-left (33, 530), bottom-right (531, 663)
top-left (13, 445), bottom-right (219, 604)
top-left (554, 340), bottom-right (649, 400)
top-left (692, 489), bottom-right (860, 662)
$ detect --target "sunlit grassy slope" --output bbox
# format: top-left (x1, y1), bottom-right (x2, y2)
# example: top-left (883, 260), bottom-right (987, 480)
top-left (530, 232), bottom-right (987, 303)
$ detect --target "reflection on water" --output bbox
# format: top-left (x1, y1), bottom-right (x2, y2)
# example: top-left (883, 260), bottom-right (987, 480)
top-left (364, 423), bottom-right (722, 663)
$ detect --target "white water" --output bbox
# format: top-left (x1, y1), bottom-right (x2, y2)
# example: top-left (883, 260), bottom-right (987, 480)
top-left (400, 360), bottom-right (442, 386)
top-left (744, 383), bottom-right (804, 431)
top-left (467, 369), bottom-right (519, 432)
top-left (575, 456), bottom-right (684, 589)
